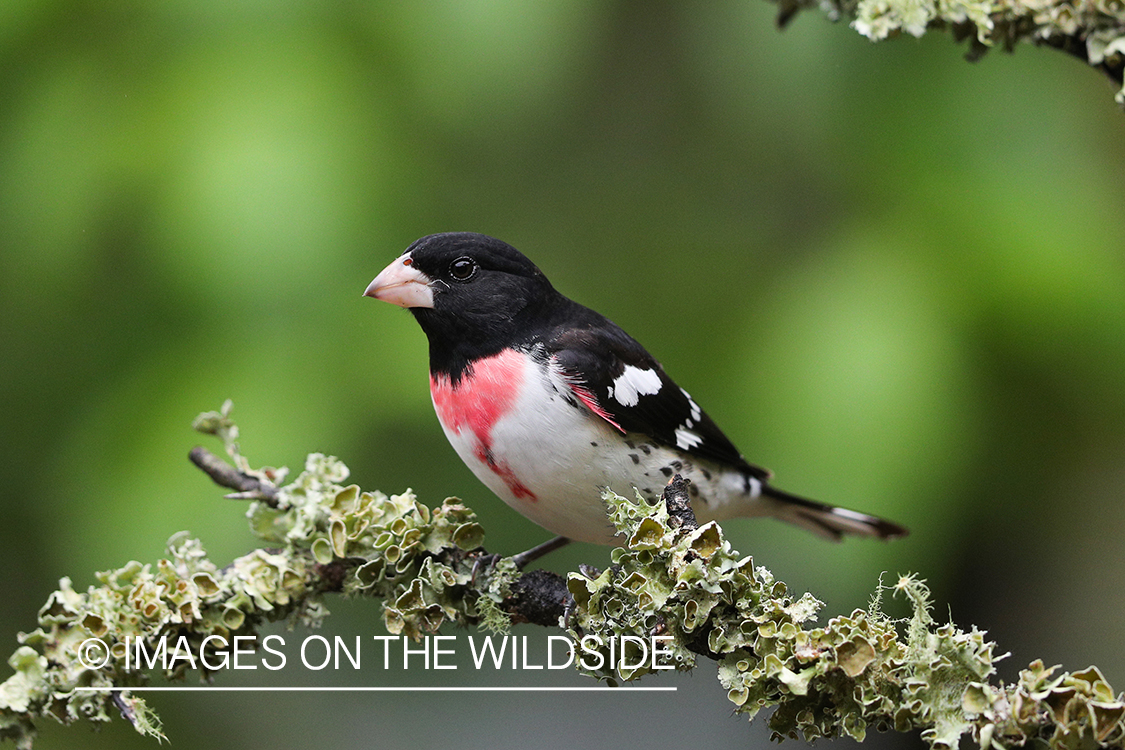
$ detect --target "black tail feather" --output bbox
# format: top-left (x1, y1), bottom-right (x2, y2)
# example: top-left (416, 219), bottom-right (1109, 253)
top-left (762, 484), bottom-right (908, 541)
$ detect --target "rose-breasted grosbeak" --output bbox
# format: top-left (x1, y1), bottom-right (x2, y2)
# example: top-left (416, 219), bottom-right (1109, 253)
top-left (365, 232), bottom-right (907, 547)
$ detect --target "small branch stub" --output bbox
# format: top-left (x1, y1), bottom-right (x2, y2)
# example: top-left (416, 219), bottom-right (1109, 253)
top-left (188, 446), bottom-right (279, 507)
top-left (663, 474), bottom-right (699, 532)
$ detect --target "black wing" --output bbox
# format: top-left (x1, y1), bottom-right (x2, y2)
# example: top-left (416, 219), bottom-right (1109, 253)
top-left (543, 310), bottom-right (771, 482)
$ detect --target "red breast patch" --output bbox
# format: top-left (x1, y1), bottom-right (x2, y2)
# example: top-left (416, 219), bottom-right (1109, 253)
top-left (430, 349), bottom-right (537, 501)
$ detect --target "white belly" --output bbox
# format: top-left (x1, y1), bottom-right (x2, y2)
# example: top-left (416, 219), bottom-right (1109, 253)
top-left (430, 349), bottom-right (762, 544)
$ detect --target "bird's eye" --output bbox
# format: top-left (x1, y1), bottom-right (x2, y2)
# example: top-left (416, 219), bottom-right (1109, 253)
top-left (448, 257), bottom-right (477, 281)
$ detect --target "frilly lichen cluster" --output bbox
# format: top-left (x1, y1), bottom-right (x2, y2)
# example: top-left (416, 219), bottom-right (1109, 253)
top-left (2, 404), bottom-right (1124, 749)
top-left (0, 404), bottom-right (496, 749)
top-left (247, 455), bottom-right (489, 640)
top-left (569, 488), bottom-right (1125, 747)
top-left (769, 0), bottom-right (1125, 104)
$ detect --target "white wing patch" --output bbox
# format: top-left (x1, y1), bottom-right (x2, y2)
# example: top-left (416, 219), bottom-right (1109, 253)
top-left (675, 427), bottom-right (703, 450)
top-left (681, 387), bottom-right (701, 421)
top-left (611, 365), bottom-right (662, 407)
top-left (679, 387), bottom-right (702, 428)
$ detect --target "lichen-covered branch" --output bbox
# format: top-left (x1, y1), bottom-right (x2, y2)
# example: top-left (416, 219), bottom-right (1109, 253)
top-left (767, 0), bottom-right (1125, 104)
top-left (2, 404), bottom-right (1124, 749)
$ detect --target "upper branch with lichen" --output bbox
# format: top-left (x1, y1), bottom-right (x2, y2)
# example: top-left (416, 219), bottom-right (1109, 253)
top-left (2, 402), bottom-right (1124, 750)
top-left (766, 0), bottom-right (1125, 103)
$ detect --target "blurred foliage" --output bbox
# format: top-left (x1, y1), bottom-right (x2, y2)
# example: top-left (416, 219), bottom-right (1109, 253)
top-left (2, 1), bottom-right (1125, 749)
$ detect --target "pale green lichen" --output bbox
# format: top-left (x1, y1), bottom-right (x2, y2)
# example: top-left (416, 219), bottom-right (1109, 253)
top-left (769, 0), bottom-right (1125, 104)
top-left (3, 405), bottom-right (1125, 749)
top-left (570, 487), bottom-right (1125, 749)
top-left (0, 406), bottom-right (491, 748)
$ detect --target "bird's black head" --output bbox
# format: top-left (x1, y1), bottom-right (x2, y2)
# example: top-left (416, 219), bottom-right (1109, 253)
top-left (365, 232), bottom-right (560, 377)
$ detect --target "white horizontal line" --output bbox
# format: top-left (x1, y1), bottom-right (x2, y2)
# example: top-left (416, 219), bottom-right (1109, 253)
top-left (74, 686), bottom-right (676, 693)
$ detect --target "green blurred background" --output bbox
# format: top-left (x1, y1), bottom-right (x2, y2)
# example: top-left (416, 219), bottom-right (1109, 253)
top-left (3, 1), bottom-right (1125, 748)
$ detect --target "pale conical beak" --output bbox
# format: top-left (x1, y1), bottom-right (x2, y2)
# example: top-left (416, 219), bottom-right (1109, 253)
top-left (364, 254), bottom-right (434, 309)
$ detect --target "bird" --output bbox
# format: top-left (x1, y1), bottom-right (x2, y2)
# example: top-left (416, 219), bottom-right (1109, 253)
top-left (364, 232), bottom-right (907, 552)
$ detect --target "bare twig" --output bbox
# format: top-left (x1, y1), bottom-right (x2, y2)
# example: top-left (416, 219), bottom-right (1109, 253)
top-left (187, 446), bottom-right (279, 507)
